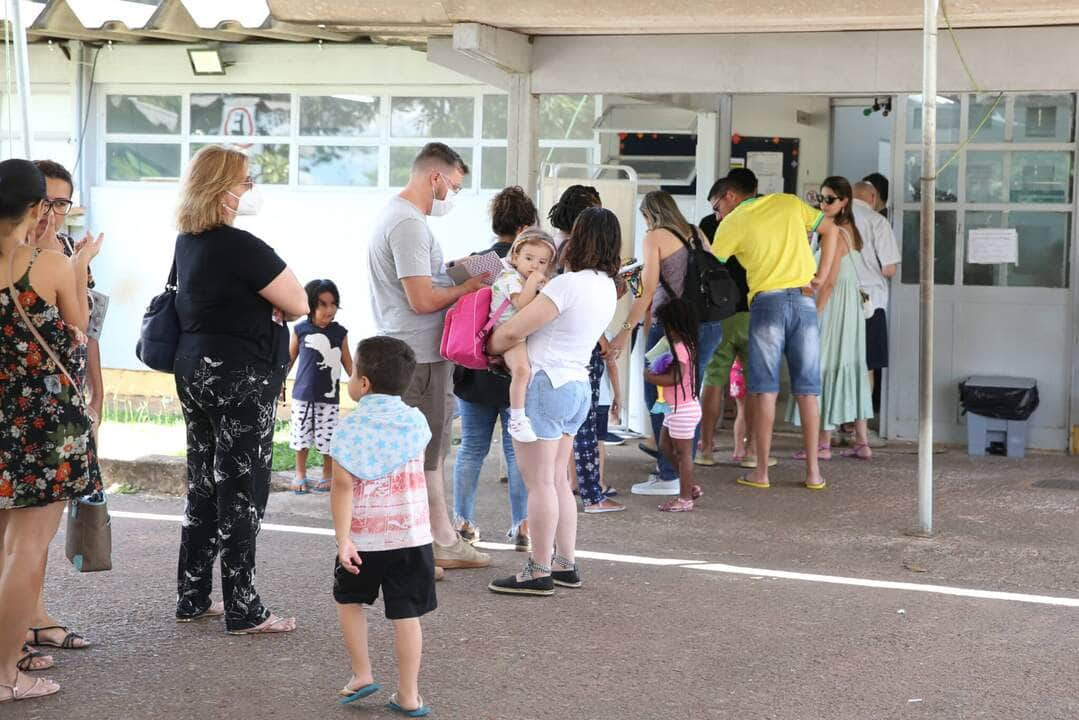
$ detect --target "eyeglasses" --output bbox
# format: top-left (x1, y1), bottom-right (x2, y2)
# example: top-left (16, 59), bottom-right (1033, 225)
top-left (44, 198), bottom-right (74, 216)
top-left (437, 173), bottom-right (462, 194)
top-left (819, 195), bottom-right (841, 206)
top-left (239, 176), bottom-right (254, 189)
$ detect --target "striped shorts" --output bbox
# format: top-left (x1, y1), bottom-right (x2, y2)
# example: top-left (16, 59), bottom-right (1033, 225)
top-left (662, 399), bottom-right (702, 440)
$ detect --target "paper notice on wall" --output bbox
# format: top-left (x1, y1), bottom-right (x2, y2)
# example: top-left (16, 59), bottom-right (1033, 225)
top-left (746, 151), bottom-right (784, 195)
top-left (967, 228), bottom-right (1019, 265)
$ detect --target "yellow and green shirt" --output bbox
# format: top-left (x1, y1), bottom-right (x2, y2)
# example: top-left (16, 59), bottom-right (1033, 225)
top-left (711, 194), bottom-right (823, 305)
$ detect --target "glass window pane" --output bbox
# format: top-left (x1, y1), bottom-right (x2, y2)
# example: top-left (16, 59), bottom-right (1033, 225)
top-left (538, 146), bottom-right (592, 167)
top-left (1009, 151), bottom-right (1073, 203)
top-left (390, 146), bottom-right (473, 187)
top-left (106, 143), bottom-right (181, 181)
top-left (963, 211), bottom-right (1005, 286)
top-left (966, 151), bottom-right (1006, 203)
top-left (906, 95), bottom-right (961, 144)
top-left (968, 94), bottom-right (1006, 143)
top-left (482, 95), bottom-right (508, 139)
top-left (1013, 95), bottom-right (1075, 143)
top-left (106, 95), bottom-right (181, 134)
top-left (299, 146), bottom-right (378, 186)
top-left (904, 151), bottom-right (958, 203)
top-left (481, 146), bottom-right (507, 190)
top-left (540, 95), bottom-right (595, 140)
top-left (901, 210), bottom-right (956, 285)
top-left (1008, 212), bottom-right (1070, 288)
top-left (299, 95), bottom-right (380, 137)
top-left (390, 97), bottom-right (474, 138)
top-left (190, 143), bottom-right (290, 185)
top-left (190, 94), bottom-right (291, 136)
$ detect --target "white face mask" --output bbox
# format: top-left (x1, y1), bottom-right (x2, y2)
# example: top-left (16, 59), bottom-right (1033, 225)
top-left (429, 176), bottom-right (457, 217)
top-left (225, 187), bottom-right (263, 217)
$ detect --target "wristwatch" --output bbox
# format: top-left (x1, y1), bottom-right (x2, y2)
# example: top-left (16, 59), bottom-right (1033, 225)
top-left (621, 321), bottom-right (634, 331)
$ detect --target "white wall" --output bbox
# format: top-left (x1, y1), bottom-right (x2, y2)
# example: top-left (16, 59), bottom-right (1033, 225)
top-left (732, 95), bottom-right (830, 199)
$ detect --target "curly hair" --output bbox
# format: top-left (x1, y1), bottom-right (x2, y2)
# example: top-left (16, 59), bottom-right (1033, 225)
top-left (490, 186), bottom-right (538, 238)
top-left (562, 207), bottom-right (621, 278)
top-left (547, 184), bottom-right (601, 232)
top-left (655, 297), bottom-right (700, 407)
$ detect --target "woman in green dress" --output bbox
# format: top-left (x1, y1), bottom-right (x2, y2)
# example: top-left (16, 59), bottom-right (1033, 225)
top-left (788, 176), bottom-right (874, 460)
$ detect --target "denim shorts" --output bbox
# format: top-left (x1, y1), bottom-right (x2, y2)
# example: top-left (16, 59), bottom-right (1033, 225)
top-left (747, 288), bottom-right (821, 396)
top-left (525, 371), bottom-right (590, 441)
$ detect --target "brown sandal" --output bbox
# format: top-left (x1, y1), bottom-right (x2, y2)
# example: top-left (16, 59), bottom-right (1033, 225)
top-left (0, 671), bottom-right (60, 703)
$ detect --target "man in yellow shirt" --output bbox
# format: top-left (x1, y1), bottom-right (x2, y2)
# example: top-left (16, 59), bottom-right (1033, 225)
top-left (711, 169), bottom-right (834, 490)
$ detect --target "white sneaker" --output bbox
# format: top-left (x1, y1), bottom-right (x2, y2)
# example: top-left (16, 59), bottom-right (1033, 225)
top-left (508, 415), bottom-right (538, 443)
top-left (630, 474), bottom-right (680, 496)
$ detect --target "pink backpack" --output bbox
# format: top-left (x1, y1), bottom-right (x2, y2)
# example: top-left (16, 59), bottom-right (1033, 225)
top-left (440, 287), bottom-right (512, 370)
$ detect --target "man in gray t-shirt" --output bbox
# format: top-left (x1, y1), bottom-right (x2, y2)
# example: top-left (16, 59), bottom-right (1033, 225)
top-left (366, 142), bottom-right (489, 571)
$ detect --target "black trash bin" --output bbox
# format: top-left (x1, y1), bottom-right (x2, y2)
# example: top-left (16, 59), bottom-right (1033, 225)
top-left (959, 376), bottom-right (1039, 458)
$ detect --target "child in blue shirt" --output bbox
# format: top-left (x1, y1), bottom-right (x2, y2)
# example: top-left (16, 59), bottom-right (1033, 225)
top-left (288, 279), bottom-right (352, 493)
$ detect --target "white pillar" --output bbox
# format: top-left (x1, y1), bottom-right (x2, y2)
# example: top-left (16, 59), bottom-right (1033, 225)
top-left (695, 111), bottom-right (718, 220)
top-left (11, 0), bottom-right (34, 158)
top-left (506, 72), bottom-right (538, 194)
top-left (917, 0), bottom-right (939, 535)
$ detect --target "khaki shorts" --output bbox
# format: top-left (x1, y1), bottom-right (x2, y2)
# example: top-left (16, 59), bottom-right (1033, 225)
top-left (402, 361), bottom-right (454, 471)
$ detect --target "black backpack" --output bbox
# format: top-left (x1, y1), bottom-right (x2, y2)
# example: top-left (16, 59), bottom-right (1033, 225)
top-left (657, 226), bottom-right (739, 323)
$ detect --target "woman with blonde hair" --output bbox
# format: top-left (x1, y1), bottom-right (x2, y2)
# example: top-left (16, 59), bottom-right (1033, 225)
top-left (172, 146), bottom-right (308, 634)
top-left (607, 190), bottom-right (725, 496)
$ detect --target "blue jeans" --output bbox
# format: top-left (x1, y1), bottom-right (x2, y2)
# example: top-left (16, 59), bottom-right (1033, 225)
top-left (452, 400), bottom-right (528, 536)
top-left (746, 289), bottom-right (821, 396)
top-left (645, 320), bottom-right (725, 481)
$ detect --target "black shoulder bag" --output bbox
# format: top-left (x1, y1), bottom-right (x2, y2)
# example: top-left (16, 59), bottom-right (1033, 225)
top-left (135, 255), bottom-right (180, 373)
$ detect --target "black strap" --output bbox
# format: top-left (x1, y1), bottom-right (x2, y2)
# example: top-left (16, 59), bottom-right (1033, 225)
top-left (655, 225), bottom-right (700, 300)
top-left (165, 255), bottom-right (177, 291)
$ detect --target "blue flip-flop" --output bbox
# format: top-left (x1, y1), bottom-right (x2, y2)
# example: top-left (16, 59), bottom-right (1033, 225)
top-left (388, 692), bottom-right (431, 717)
top-left (338, 682), bottom-right (380, 705)
top-left (290, 479), bottom-right (308, 495)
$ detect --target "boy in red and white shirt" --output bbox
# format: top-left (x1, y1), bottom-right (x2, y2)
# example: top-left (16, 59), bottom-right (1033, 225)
top-left (330, 336), bottom-right (435, 716)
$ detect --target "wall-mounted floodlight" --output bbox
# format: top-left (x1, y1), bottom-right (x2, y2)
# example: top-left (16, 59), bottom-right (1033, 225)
top-left (187, 48), bottom-right (229, 76)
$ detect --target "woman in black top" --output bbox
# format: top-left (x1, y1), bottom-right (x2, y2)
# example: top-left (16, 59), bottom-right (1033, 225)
top-left (451, 186), bottom-right (535, 549)
top-left (172, 146), bottom-right (307, 635)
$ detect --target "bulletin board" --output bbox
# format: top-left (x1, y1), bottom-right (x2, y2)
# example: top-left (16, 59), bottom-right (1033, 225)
top-left (729, 135), bottom-right (801, 195)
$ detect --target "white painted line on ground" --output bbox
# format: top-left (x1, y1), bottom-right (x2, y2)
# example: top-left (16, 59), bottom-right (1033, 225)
top-left (110, 510), bottom-right (1079, 609)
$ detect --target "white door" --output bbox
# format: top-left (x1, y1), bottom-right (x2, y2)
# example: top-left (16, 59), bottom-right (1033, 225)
top-left (888, 93), bottom-right (1076, 450)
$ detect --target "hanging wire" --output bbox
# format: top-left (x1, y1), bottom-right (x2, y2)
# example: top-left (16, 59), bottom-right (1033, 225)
top-left (71, 45), bottom-right (101, 176)
top-left (4, 6), bottom-right (15, 158)
top-left (931, 0), bottom-right (1005, 178)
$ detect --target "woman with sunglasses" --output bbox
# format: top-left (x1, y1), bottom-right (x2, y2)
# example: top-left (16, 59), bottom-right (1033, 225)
top-left (171, 146), bottom-right (308, 635)
top-left (789, 177), bottom-right (874, 459)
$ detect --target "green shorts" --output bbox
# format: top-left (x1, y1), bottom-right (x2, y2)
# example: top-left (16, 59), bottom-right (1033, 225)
top-left (703, 312), bottom-right (750, 388)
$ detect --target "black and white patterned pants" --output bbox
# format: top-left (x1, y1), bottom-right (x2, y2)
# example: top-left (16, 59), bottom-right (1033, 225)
top-left (174, 355), bottom-right (287, 631)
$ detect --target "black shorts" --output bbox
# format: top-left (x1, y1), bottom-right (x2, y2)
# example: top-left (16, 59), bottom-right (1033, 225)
top-left (333, 544), bottom-right (437, 620)
top-left (865, 309), bottom-right (889, 370)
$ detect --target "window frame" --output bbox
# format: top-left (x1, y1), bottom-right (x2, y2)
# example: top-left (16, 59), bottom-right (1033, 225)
top-left (897, 92), bottom-right (1077, 290)
top-left (98, 85), bottom-right (603, 193)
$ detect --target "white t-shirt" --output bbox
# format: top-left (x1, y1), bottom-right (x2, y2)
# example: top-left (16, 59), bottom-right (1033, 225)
top-left (850, 199), bottom-right (902, 312)
top-left (527, 270), bottom-right (616, 388)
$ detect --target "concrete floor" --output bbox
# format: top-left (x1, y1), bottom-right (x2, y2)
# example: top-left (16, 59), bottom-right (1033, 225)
top-left (9, 436), bottom-right (1079, 719)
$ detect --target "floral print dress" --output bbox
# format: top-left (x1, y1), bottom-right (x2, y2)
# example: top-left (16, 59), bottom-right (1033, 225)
top-left (0, 249), bottom-right (101, 509)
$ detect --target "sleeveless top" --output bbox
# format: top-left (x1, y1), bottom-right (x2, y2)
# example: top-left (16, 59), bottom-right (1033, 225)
top-left (652, 247), bottom-right (687, 318)
top-left (0, 249), bottom-right (101, 509)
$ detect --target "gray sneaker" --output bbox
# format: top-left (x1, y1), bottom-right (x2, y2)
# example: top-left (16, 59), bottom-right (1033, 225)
top-left (434, 535), bottom-right (491, 569)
